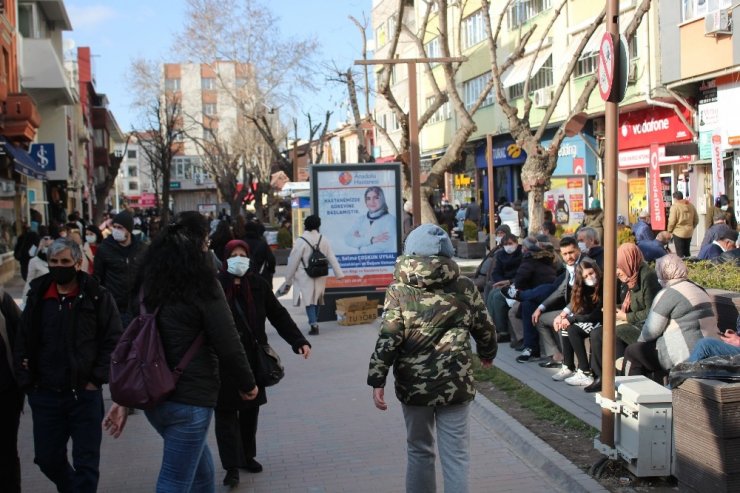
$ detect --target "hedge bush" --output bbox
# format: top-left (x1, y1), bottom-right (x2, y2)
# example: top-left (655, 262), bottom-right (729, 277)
top-left (463, 220), bottom-right (478, 242)
top-left (277, 227), bottom-right (293, 249)
top-left (687, 260), bottom-right (740, 292)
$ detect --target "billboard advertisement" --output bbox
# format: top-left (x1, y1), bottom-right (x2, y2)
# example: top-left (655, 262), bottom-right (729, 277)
top-left (544, 176), bottom-right (586, 235)
top-left (311, 164), bottom-right (402, 291)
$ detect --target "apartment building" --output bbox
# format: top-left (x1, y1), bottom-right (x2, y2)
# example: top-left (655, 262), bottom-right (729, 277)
top-left (370, 0), bottom-right (671, 229)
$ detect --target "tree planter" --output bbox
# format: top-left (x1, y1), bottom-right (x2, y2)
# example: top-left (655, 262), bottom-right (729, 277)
top-left (456, 241), bottom-right (485, 259)
top-left (273, 248), bottom-right (291, 266)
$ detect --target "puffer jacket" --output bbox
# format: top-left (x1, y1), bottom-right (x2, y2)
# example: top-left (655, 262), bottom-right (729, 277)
top-left (151, 279), bottom-right (256, 408)
top-left (367, 255), bottom-right (497, 407)
top-left (93, 236), bottom-right (146, 314)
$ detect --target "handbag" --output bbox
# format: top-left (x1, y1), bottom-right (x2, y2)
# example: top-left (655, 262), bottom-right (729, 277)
top-left (233, 297), bottom-right (284, 387)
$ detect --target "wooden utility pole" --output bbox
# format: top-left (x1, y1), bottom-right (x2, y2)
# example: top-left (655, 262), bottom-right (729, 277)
top-left (355, 57), bottom-right (465, 227)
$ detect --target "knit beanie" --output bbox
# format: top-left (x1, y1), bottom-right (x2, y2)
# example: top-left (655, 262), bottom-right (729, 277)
top-left (112, 211), bottom-right (134, 234)
top-left (403, 224), bottom-right (454, 257)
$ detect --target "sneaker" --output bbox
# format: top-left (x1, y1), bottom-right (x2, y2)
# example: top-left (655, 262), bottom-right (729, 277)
top-left (552, 366), bottom-right (574, 381)
top-left (516, 347), bottom-right (540, 363)
top-left (565, 369), bottom-right (595, 387)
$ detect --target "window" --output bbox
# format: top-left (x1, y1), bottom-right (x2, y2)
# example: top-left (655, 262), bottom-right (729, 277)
top-left (507, 55), bottom-right (552, 99)
top-left (114, 149), bottom-right (123, 158)
top-left (682, 0), bottom-right (732, 22)
top-left (128, 166), bottom-right (138, 177)
top-left (463, 72), bottom-right (494, 109)
top-left (425, 97), bottom-right (451, 124)
top-left (376, 23), bottom-right (387, 47)
top-left (390, 112), bottom-right (400, 131)
top-left (575, 52), bottom-right (598, 77)
top-left (93, 129), bottom-right (107, 148)
top-left (425, 37), bottom-right (441, 64)
top-left (628, 35), bottom-right (638, 60)
top-left (201, 77), bottom-right (216, 90)
top-left (387, 16), bottom-right (396, 38)
top-left (127, 181), bottom-right (138, 191)
top-left (462, 10), bottom-right (485, 49)
top-left (127, 149), bottom-right (137, 159)
top-left (173, 156), bottom-right (194, 180)
top-left (164, 78), bottom-right (180, 91)
top-left (508, 0), bottom-right (552, 29)
top-left (203, 103), bottom-right (217, 116)
top-left (203, 128), bottom-right (216, 141)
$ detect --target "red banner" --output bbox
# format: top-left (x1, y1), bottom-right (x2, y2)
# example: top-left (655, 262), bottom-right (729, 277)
top-left (619, 106), bottom-right (693, 151)
top-left (648, 144), bottom-right (666, 230)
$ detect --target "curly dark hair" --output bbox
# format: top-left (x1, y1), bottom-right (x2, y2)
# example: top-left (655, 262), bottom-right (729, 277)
top-left (570, 257), bottom-right (602, 315)
top-left (135, 213), bottom-right (217, 307)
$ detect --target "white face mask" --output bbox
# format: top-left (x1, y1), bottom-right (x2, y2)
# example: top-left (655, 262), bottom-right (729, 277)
top-left (578, 241), bottom-right (588, 253)
top-left (85, 234), bottom-right (97, 244)
top-left (721, 205), bottom-right (729, 211)
top-left (111, 229), bottom-right (127, 242)
top-left (495, 236), bottom-right (503, 245)
top-left (503, 245), bottom-right (517, 254)
top-left (227, 256), bottom-right (250, 277)
top-left (584, 278), bottom-right (596, 287)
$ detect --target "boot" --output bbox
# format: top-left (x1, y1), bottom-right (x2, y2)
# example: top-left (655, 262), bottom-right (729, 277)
top-left (308, 324), bottom-right (319, 336)
top-left (223, 468), bottom-right (239, 487)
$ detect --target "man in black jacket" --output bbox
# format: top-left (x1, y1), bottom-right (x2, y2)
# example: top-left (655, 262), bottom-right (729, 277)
top-left (93, 210), bottom-right (145, 326)
top-left (14, 238), bottom-right (122, 493)
top-left (0, 284), bottom-right (23, 493)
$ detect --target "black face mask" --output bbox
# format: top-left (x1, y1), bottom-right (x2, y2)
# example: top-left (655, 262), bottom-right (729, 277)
top-left (49, 266), bottom-right (77, 285)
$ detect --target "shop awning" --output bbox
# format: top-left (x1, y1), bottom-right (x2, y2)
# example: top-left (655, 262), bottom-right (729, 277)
top-left (501, 49), bottom-right (552, 88)
top-left (0, 138), bottom-right (46, 180)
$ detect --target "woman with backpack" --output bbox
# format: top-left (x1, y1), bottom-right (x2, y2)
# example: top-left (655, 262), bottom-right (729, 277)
top-left (104, 212), bottom-right (258, 492)
top-left (215, 239), bottom-right (311, 486)
top-left (283, 215), bottom-right (344, 335)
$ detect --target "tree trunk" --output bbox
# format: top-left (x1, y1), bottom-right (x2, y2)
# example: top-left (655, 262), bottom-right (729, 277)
top-left (527, 185), bottom-right (546, 238)
top-left (161, 167), bottom-right (171, 226)
top-left (520, 151), bottom-right (554, 234)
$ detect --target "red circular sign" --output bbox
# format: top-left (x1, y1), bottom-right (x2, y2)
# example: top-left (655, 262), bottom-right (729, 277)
top-left (598, 32), bottom-right (617, 102)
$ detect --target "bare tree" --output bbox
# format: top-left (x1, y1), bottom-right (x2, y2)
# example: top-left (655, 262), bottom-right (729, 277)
top-left (482, 0), bottom-right (653, 231)
top-left (304, 111), bottom-right (332, 164)
top-left (175, 0), bottom-right (319, 185)
top-left (93, 139), bottom-right (129, 224)
top-left (128, 58), bottom-right (184, 226)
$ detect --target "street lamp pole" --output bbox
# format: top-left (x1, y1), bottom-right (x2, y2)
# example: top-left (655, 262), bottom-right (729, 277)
top-left (355, 57), bottom-right (466, 227)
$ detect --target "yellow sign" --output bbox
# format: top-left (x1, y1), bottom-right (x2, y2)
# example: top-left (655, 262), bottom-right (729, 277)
top-left (454, 174), bottom-right (471, 187)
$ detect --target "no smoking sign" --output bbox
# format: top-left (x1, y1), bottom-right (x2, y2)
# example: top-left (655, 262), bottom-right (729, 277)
top-left (598, 32), bottom-right (616, 102)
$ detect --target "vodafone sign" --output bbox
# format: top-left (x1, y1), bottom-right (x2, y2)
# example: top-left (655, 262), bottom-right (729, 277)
top-left (618, 106), bottom-right (693, 151)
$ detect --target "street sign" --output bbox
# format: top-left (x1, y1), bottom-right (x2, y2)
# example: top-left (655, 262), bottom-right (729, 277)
top-left (169, 181), bottom-right (181, 189)
top-left (598, 32), bottom-right (617, 102)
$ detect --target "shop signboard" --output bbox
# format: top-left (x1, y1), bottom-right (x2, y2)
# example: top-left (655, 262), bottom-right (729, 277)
top-left (698, 81), bottom-right (720, 160)
top-left (717, 80), bottom-right (740, 149)
top-left (544, 175), bottom-right (586, 234)
top-left (311, 164), bottom-right (402, 291)
top-left (541, 134), bottom-right (598, 176)
top-left (140, 193), bottom-right (157, 207)
top-left (618, 106), bottom-right (693, 151)
top-left (618, 145), bottom-right (691, 170)
top-left (711, 134), bottom-right (726, 199)
top-left (649, 144), bottom-right (666, 230)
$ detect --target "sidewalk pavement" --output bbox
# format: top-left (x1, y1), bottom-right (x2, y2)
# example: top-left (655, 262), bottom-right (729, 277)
top-left (9, 266), bottom-right (606, 493)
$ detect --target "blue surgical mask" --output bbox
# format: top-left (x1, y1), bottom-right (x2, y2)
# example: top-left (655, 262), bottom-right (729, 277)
top-left (578, 241), bottom-right (588, 253)
top-left (227, 256), bottom-right (250, 277)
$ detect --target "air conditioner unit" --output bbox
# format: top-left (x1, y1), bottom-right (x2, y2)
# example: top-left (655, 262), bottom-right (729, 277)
top-left (705, 9), bottom-right (732, 36)
top-left (627, 61), bottom-right (638, 84)
top-left (533, 88), bottom-right (552, 108)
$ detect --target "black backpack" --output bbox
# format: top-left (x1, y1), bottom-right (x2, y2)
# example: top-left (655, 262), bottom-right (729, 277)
top-left (300, 236), bottom-right (329, 278)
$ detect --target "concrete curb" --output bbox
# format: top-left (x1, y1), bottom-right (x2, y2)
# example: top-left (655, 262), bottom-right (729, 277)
top-left (472, 394), bottom-right (609, 493)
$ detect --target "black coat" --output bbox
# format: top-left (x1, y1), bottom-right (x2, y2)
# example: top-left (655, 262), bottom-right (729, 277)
top-left (491, 247), bottom-right (522, 283)
top-left (0, 291), bottom-right (22, 391)
top-left (242, 233), bottom-right (276, 285)
top-left (513, 249), bottom-right (559, 291)
top-left (150, 278), bottom-right (256, 408)
top-left (14, 272), bottom-right (123, 390)
top-left (216, 272), bottom-right (309, 410)
top-left (93, 236), bottom-right (146, 314)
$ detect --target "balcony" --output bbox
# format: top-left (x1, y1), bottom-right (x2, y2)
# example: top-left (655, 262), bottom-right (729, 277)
top-left (21, 38), bottom-right (76, 105)
top-left (2, 93), bottom-right (41, 141)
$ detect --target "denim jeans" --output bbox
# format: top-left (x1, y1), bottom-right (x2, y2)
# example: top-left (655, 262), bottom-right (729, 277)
top-left (27, 388), bottom-right (104, 493)
top-left (145, 401), bottom-right (215, 493)
top-left (688, 338), bottom-right (740, 362)
top-left (518, 283), bottom-right (558, 353)
top-left (305, 304), bottom-right (319, 325)
top-left (402, 402), bottom-right (470, 493)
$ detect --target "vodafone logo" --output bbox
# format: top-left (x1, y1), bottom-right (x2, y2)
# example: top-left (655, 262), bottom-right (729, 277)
top-left (623, 118), bottom-right (670, 138)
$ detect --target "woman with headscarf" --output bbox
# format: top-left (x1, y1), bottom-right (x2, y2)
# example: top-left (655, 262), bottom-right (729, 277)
top-left (588, 243), bottom-right (661, 391)
top-left (623, 254), bottom-right (717, 379)
top-left (345, 186), bottom-right (397, 253)
top-left (215, 239), bottom-right (311, 487)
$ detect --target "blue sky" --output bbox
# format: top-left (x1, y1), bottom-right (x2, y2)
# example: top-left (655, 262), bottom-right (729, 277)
top-left (64, 0), bottom-right (369, 135)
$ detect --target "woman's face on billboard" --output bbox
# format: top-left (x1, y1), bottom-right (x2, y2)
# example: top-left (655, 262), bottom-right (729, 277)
top-left (366, 190), bottom-right (382, 212)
